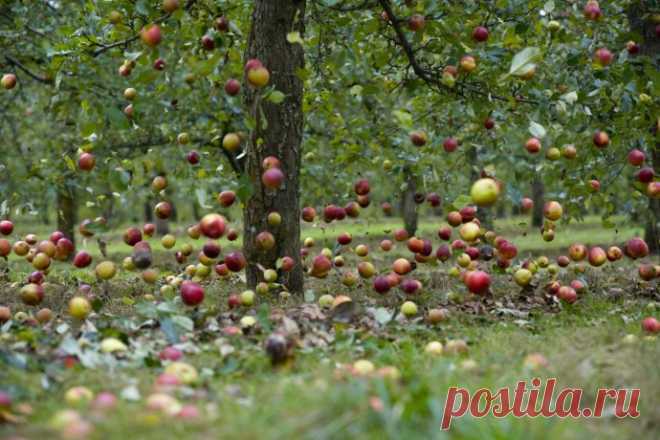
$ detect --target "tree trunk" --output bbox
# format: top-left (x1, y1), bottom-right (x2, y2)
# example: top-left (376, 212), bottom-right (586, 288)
top-left (401, 168), bottom-right (417, 237)
top-left (243, 0), bottom-right (306, 293)
top-left (531, 179), bottom-right (544, 228)
top-left (56, 183), bottom-right (77, 250)
top-left (628, 2), bottom-right (659, 253)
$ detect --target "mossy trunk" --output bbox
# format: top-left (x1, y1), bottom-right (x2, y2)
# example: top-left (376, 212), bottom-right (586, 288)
top-left (531, 178), bottom-right (544, 228)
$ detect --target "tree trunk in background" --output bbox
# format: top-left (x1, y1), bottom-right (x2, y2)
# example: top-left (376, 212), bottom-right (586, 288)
top-left (628, 2), bottom-right (659, 253)
top-left (646, 144), bottom-right (659, 253)
top-left (243, 0), bottom-right (306, 293)
top-left (531, 179), bottom-right (544, 227)
top-left (144, 200), bottom-right (153, 222)
top-left (192, 200), bottom-right (201, 221)
top-left (401, 167), bottom-right (417, 237)
top-left (56, 184), bottom-right (77, 250)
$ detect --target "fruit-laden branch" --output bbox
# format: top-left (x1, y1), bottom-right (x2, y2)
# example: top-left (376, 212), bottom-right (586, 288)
top-left (376, 0), bottom-right (536, 105)
top-left (106, 133), bottom-right (244, 175)
top-left (90, 0), bottom-right (199, 57)
top-left (4, 55), bottom-right (54, 84)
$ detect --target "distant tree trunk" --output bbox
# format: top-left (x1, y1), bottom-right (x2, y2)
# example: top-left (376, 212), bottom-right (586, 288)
top-left (531, 179), bottom-right (544, 227)
top-left (646, 144), bottom-right (659, 253)
top-left (103, 192), bottom-right (114, 221)
top-left (401, 167), bottom-right (417, 237)
top-left (628, 2), bottom-right (659, 253)
top-left (56, 184), bottom-right (77, 250)
top-left (144, 200), bottom-right (153, 222)
top-left (243, 0), bottom-right (306, 293)
top-left (41, 195), bottom-right (50, 225)
top-left (155, 216), bottom-right (169, 236)
top-left (192, 200), bottom-right (201, 221)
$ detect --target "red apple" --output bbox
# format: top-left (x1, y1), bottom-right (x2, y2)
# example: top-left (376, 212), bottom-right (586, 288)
top-left (592, 130), bottom-right (609, 148)
top-left (465, 270), bottom-right (491, 295)
top-left (1, 73), bottom-right (17, 90)
top-left (224, 79), bottom-right (241, 96)
top-left (354, 178), bottom-right (370, 196)
top-left (123, 227), bottom-right (142, 246)
top-left (636, 166), bottom-right (654, 183)
top-left (200, 213), bottom-right (226, 239)
top-left (443, 137), bottom-right (458, 152)
top-left (218, 190), bottom-right (236, 207)
top-left (73, 251), bottom-right (92, 268)
top-left (627, 149), bottom-right (645, 166)
top-left (641, 317), bottom-right (660, 334)
top-left (525, 137), bottom-right (541, 154)
top-left (373, 276), bottom-right (390, 294)
top-left (224, 251), bottom-right (246, 272)
top-left (215, 16), bottom-right (230, 32)
top-left (262, 167), bottom-right (285, 189)
top-left (594, 47), bottom-right (613, 66)
top-left (180, 281), bottom-right (204, 306)
top-left (0, 220), bottom-right (13, 235)
top-left (141, 24), bottom-right (162, 47)
top-left (472, 26), bottom-right (489, 42)
top-left (78, 153), bottom-right (96, 171)
top-left (408, 14), bottom-right (425, 31)
top-left (301, 206), bottom-right (316, 222)
top-left (154, 201), bottom-right (172, 219)
top-left (625, 237), bottom-right (649, 259)
top-left (584, 1), bottom-right (602, 20)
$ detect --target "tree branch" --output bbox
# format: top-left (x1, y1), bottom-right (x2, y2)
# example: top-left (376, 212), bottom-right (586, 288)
top-left (90, 0), bottom-right (199, 57)
top-left (377, 0), bottom-right (536, 105)
top-left (4, 56), bottom-right (53, 84)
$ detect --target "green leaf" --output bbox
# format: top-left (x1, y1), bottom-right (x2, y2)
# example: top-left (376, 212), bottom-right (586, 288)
top-left (267, 90), bottom-right (286, 104)
top-left (286, 32), bottom-right (303, 45)
top-left (502, 47), bottom-right (542, 80)
top-left (528, 121), bottom-right (546, 139)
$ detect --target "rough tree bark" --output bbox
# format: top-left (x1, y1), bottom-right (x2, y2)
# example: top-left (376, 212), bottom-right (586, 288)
top-left (628, 1), bottom-right (659, 253)
top-left (56, 183), bottom-right (77, 250)
top-left (531, 178), bottom-right (545, 228)
top-left (400, 167), bottom-right (418, 237)
top-left (243, 0), bottom-right (306, 293)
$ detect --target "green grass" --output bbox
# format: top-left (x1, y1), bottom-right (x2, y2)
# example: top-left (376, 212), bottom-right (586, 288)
top-left (0, 217), bottom-right (657, 439)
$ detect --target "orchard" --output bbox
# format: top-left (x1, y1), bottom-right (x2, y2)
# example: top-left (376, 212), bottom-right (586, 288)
top-left (0, 1), bottom-right (658, 438)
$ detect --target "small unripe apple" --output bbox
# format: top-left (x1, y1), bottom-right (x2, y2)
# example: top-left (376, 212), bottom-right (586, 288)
top-left (562, 144), bottom-right (577, 159)
top-left (68, 296), bottom-right (92, 320)
top-left (163, 0), bottom-right (179, 13)
top-left (240, 290), bottom-right (255, 306)
top-left (96, 261), bottom-right (117, 280)
top-left (1, 73), bottom-right (17, 90)
top-left (222, 133), bottom-right (241, 152)
top-left (425, 341), bottom-right (443, 356)
top-left (460, 55), bottom-right (477, 72)
top-left (123, 87), bottom-right (137, 100)
top-left (247, 66), bottom-right (270, 88)
top-left (400, 300), bottom-right (418, 317)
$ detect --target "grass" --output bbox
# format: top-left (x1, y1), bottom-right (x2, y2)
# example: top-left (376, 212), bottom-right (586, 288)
top-left (0, 217), bottom-right (657, 439)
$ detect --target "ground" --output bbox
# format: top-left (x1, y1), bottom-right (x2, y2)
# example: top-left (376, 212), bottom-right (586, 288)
top-left (0, 216), bottom-right (658, 439)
